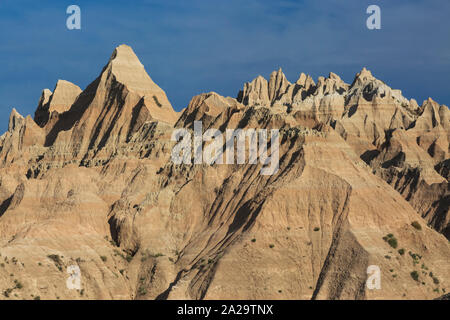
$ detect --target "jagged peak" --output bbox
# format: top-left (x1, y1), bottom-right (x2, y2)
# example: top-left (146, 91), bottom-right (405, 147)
top-left (351, 67), bottom-right (375, 86)
top-left (254, 74), bottom-right (267, 82)
top-left (269, 67), bottom-right (288, 80)
top-left (9, 107), bottom-right (22, 118)
top-left (39, 89), bottom-right (53, 106)
top-left (424, 97), bottom-right (436, 105)
top-left (52, 79), bottom-right (81, 93)
top-left (103, 44), bottom-right (164, 96)
top-left (269, 68), bottom-right (290, 101)
top-left (358, 67), bottom-right (373, 78)
top-left (108, 44), bottom-right (144, 69)
top-left (409, 98), bottom-right (420, 110)
top-left (191, 91), bottom-right (240, 109)
top-left (237, 74), bottom-right (270, 106)
top-left (246, 75), bottom-right (268, 86)
top-left (274, 67), bottom-right (283, 74)
top-left (328, 72), bottom-right (341, 81)
top-left (420, 98), bottom-right (441, 114)
top-left (49, 80), bottom-right (82, 112)
top-left (295, 73), bottom-right (315, 87)
top-left (419, 98), bottom-right (437, 111)
top-left (296, 72), bottom-right (306, 84)
top-left (8, 108), bottom-right (24, 132)
top-left (414, 97), bottom-right (442, 130)
top-left (33, 80), bottom-right (81, 127)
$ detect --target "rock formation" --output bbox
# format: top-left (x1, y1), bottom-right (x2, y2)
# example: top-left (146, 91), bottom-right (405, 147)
top-left (34, 80), bottom-right (82, 127)
top-left (0, 45), bottom-right (448, 300)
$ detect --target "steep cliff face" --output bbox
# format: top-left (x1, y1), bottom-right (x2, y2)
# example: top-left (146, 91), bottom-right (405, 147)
top-left (237, 66), bottom-right (449, 241)
top-left (0, 45), bottom-right (448, 300)
top-left (34, 80), bottom-right (82, 127)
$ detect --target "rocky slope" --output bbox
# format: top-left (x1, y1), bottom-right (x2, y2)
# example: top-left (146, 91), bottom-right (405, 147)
top-left (0, 45), bottom-right (448, 300)
top-left (238, 67), bottom-right (450, 239)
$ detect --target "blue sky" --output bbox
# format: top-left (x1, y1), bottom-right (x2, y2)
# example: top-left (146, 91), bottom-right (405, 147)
top-left (0, 0), bottom-right (449, 133)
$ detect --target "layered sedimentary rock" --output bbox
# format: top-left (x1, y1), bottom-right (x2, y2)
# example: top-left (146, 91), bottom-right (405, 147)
top-left (0, 45), bottom-right (448, 300)
top-left (238, 67), bottom-right (449, 240)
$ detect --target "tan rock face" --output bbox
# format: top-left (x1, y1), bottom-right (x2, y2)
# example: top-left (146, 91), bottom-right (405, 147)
top-left (48, 80), bottom-right (82, 114)
top-left (0, 46), bottom-right (449, 300)
top-left (238, 67), bottom-right (449, 241)
top-left (34, 81), bottom-right (82, 127)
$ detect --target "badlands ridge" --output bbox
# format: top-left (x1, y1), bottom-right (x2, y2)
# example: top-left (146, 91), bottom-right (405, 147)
top-left (0, 45), bottom-right (448, 300)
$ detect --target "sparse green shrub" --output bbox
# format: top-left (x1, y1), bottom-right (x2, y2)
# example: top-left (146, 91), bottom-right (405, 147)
top-left (398, 248), bottom-right (405, 255)
top-left (269, 244), bottom-right (275, 248)
top-left (14, 280), bottom-right (23, 289)
top-left (33, 296), bottom-right (40, 300)
top-left (141, 250), bottom-right (164, 261)
top-left (433, 277), bottom-right (440, 285)
top-left (409, 252), bottom-right (421, 263)
top-left (47, 254), bottom-right (60, 262)
top-left (251, 238), bottom-right (256, 243)
top-left (113, 249), bottom-right (132, 262)
top-left (138, 286), bottom-right (147, 296)
top-left (47, 254), bottom-right (63, 271)
top-left (3, 288), bottom-right (12, 297)
top-left (100, 256), bottom-right (107, 262)
top-left (383, 233), bottom-right (398, 248)
top-left (411, 221), bottom-right (422, 230)
top-left (313, 227), bottom-right (320, 232)
top-left (387, 237), bottom-right (398, 249)
top-left (410, 271), bottom-right (419, 281)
